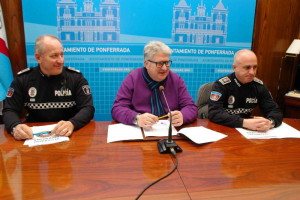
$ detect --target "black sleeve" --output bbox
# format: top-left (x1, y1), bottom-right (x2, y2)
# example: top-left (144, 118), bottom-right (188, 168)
top-left (208, 82), bottom-right (243, 127)
top-left (3, 77), bottom-right (25, 133)
top-left (69, 74), bottom-right (95, 130)
top-left (258, 86), bottom-right (283, 127)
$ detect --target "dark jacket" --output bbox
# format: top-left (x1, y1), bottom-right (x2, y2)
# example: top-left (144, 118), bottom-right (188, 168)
top-left (208, 73), bottom-right (283, 128)
top-left (3, 66), bottom-right (95, 133)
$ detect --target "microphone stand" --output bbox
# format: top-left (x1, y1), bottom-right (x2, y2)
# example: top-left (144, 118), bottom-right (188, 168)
top-left (157, 87), bottom-right (182, 154)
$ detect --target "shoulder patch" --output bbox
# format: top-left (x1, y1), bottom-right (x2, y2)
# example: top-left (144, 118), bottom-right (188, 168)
top-left (210, 91), bottom-right (222, 101)
top-left (82, 85), bottom-right (92, 95)
top-left (67, 67), bottom-right (80, 73)
top-left (6, 87), bottom-right (14, 98)
top-left (17, 68), bottom-right (31, 75)
top-left (254, 77), bottom-right (263, 85)
top-left (218, 76), bottom-right (231, 85)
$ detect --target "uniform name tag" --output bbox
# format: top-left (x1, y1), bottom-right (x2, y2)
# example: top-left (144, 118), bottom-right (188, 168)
top-left (246, 98), bottom-right (257, 103)
top-left (55, 89), bottom-right (72, 96)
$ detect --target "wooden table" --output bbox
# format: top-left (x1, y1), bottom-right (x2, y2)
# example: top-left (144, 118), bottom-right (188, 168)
top-left (1, 119), bottom-right (300, 200)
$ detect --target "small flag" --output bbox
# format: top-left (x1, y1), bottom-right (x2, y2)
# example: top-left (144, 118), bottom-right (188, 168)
top-left (0, 4), bottom-right (13, 101)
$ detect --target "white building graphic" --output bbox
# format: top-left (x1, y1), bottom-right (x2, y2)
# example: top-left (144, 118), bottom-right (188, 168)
top-left (172, 0), bottom-right (228, 45)
top-left (57, 0), bottom-right (120, 43)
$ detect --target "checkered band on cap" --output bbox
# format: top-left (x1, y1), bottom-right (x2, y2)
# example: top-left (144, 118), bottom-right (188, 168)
top-left (225, 108), bottom-right (253, 115)
top-left (25, 101), bottom-right (76, 109)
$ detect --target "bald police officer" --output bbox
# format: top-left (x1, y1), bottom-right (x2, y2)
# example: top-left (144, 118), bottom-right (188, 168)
top-left (208, 49), bottom-right (282, 132)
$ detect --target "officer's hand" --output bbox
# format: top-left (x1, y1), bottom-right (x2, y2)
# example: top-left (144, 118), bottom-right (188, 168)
top-left (52, 121), bottom-right (74, 136)
top-left (243, 117), bottom-right (272, 132)
top-left (12, 124), bottom-right (33, 140)
top-left (137, 113), bottom-right (159, 129)
top-left (169, 110), bottom-right (183, 127)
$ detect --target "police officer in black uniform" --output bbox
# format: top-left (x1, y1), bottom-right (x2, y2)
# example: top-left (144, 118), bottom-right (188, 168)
top-left (3, 35), bottom-right (95, 140)
top-left (208, 49), bottom-right (282, 132)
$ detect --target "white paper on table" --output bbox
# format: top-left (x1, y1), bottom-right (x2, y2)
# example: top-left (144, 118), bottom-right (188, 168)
top-left (24, 135), bottom-right (69, 147)
top-left (107, 123), bottom-right (143, 143)
top-left (236, 122), bottom-right (300, 139)
top-left (24, 124), bottom-right (69, 147)
top-left (143, 120), bottom-right (178, 137)
top-left (31, 124), bottom-right (57, 134)
top-left (178, 126), bottom-right (227, 144)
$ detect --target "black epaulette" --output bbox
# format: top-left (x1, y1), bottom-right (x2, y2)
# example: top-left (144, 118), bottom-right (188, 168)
top-left (254, 77), bottom-right (263, 85)
top-left (218, 76), bottom-right (231, 85)
top-left (66, 67), bottom-right (80, 73)
top-left (17, 68), bottom-right (32, 75)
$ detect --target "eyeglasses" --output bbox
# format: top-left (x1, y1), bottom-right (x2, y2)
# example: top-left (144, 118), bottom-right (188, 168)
top-left (148, 60), bottom-right (172, 68)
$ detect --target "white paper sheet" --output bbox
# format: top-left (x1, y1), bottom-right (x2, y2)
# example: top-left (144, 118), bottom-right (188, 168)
top-left (236, 122), bottom-right (300, 139)
top-left (31, 124), bottom-right (56, 134)
top-left (143, 120), bottom-right (178, 137)
top-left (178, 126), bottom-right (227, 144)
top-left (24, 124), bottom-right (69, 147)
top-left (107, 123), bottom-right (143, 143)
top-left (24, 134), bottom-right (69, 147)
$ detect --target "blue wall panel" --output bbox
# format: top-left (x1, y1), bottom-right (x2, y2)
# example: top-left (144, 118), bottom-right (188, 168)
top-left (23, 0), bottom-right (256, 121)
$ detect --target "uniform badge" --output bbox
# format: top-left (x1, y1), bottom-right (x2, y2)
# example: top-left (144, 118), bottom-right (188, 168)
top-left (234, 78), bottom-right (241, 87)
top-left (67, 67), bottom-right (80, 73)
top-left (28, 87), bottom-right (37, 97)
top-left (17, 68), bottom-right (31, 75)
top-left (210, 91), bottom-right (222, 101)
top-left (82, 85), bottom-right (91, 95)
top-left (228, 95), bottom-right (235, 104)
top-left (254, 77), bottom-right (263, 85)
top-left (219, 76), bottom-right (231, 85)
top-left (6, 88), bottom-right (14, 98)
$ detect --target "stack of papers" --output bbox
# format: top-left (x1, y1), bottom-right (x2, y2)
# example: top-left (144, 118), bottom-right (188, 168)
top-left (24, 124), bottom-right (69, 147)
top-left (143, 120), bottom-right (178, 137)
top-left (236, 122), bottom-right (300, 139)
top-left (285, 91), bottom-right (300, 98)
top-left (107, 120), bottom-right (227, 144)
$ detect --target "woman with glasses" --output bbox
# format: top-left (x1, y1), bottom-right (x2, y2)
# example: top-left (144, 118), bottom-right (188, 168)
top-left (111, 41), bottom-right (197, 129)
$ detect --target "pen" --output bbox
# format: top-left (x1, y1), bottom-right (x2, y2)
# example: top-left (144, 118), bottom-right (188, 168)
top-left (158, 114), bottom-right (169, 119)
top-left (33, 131), bottom-right (51, 136)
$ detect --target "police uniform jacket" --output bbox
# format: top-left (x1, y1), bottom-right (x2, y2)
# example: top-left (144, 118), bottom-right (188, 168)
top-left (3, 66), bottom-right (95, 133)
top-left (208, 73), bottom-right (283, 128)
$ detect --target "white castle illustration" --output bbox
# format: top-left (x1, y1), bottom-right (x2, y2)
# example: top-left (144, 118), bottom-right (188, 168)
top-left (57, 0), bottom-right (120, 43)
top-left (172, 0), bottom-right (228, 45)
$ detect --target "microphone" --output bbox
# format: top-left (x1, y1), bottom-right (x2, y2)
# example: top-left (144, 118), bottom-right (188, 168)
top-left (157, 86), bottom-right (182, 154)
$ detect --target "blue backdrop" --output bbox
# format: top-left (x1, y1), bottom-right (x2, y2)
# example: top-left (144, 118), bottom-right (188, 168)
top-left (22, 0), bottom-right (256, 121)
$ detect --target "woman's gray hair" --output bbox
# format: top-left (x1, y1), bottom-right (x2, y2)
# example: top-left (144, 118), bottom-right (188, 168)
top-left (34, 35), bottom-right (61, 55)
top-left (144, 41), bottom-right (172, 61)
